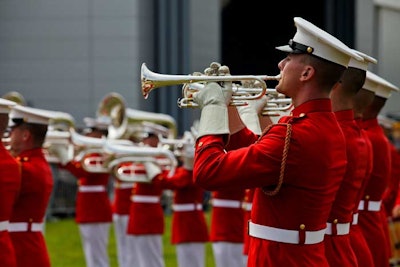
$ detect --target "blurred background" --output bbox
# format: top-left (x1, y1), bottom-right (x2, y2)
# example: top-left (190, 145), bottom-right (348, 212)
top-left (1, 1), bottom-right (400, 265)
top-left (0, 0), bottom-right (399, 135)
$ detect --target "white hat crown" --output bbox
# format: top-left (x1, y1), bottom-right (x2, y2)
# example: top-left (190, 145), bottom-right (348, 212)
top-left (363, 71), bottom-right (399, 98)
top-left (276, 17), bottom-right (362, 67)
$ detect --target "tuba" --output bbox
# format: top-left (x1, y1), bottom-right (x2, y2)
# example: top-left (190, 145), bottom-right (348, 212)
top-left (97, 92), bottom-right (178, 139)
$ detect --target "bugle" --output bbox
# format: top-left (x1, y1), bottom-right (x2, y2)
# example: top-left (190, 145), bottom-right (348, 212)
top-left (71, 129), bottom-right (133, 173)
top-left (104, 141), bottom-right (178, 181)
top-left (141, 63), bottom-right (280, 104)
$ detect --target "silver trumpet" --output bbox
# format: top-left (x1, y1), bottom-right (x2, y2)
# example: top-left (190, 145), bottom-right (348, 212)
top-left (141, 62), bottom-right (280, 105)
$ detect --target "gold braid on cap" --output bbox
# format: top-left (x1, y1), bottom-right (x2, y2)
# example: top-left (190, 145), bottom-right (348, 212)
top-left (261, 122), bottom-right (292, 196)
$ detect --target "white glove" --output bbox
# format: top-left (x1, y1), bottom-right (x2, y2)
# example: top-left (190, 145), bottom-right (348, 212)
top-left (193, 82), bottom-right (233, 139)
top-left (48, 144), bottom-right (72, 165)
top-left (236, 95), bottom-right (268, 136)
top-left (182, 144), bottom-right (195, 170)
top-left (144, 161), bottom-right (162, 181)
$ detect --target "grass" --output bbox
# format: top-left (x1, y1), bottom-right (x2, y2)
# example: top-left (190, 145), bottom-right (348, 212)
top-left (45, 213), bottom-right (216, 267)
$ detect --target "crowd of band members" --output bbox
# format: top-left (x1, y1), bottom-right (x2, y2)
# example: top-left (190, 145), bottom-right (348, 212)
top-left (2, 16), bottom-right (400, 267)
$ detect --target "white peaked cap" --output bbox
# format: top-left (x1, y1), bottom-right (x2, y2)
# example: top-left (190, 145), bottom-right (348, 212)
top-left (276, 17), bottom-right (363, 67)
top-left (348, 49), bottom-right (378, 71)
top-left (9, 105), bottom-right (56, 126)
top-left (0, 98), bottom-right (17, 114)
top-left (363, 71), bottom-right (399, 98)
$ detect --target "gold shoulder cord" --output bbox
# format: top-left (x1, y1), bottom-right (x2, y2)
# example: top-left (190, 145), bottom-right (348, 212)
top-left (261, 122), bottom-right (293, 196)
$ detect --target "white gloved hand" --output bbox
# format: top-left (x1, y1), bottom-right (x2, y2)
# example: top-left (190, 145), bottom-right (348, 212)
top-left (236, 95), bottom-right (268, 136)
top-left (182, 144), bottom-right (195, 170)
top-left (144, 161), bottom-right (162, 181)
top-left (48, 144), bottom-right (72, 165)
top-left (193, 82), bottom-right (233, 139)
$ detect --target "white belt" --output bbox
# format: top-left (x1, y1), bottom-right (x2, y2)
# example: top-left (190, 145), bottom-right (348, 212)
top-left (78, 185), bottom-right (106, 192)
top-left (358, 200), bottom-right (381, 211)
top-left (0, 220), bottom-right (9, 231)
top-left (114, 182), bottom-right (134, 189)
top-left (352, 213), bottom-right (359, 225)
top-left (172, 203), bottom-right (203, 212)
top-left (242, 202), bottom-right (252, 211)
top-left (131, 195), bottom-right (160, 203)
top-left (212, 199), bottom-right (242, 208)
top-left (248, 221), bottom-right (326, 245)
top-left (8, 222), bottom-right (43, 232)
top-left (325, 222), bottom-right (350, 235)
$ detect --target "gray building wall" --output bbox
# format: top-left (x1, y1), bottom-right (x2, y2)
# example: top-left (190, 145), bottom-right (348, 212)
top-left (0, 0), bottom-right (220, 130)
top-left (356, 0), bottom-right (400, 115)
top-left (1, 0), bottom-right (398, 129)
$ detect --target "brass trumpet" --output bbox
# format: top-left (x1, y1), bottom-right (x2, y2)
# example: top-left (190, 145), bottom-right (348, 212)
top-left (141, 63), bottom-right (280, 103)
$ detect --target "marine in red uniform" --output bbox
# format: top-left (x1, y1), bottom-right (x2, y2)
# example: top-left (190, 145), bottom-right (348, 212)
top-left (192, 17), bottom-right (360, 267)
top-left (149, 134), bottom-right (209, 267)
top-left (325, 50), bottom-right (377, 266)
top-left (58, 120), bottom-right (113, 267)
top-left (0, 99), bottom-right (21, 267)
top-left (126, 132), bottom-right (166, 267)
top-left (381, 123), bottom-right (400, 265)
top-left (349, 75), bottom-right (376, 267)
top-left (389, 137), bottom-right (400, 264)
top-left (358, 71), bottom-right (399, 267)
top-left (8, 106), bottom-right (54, 267)
top-left (111, 167), bottom-right (134, 267)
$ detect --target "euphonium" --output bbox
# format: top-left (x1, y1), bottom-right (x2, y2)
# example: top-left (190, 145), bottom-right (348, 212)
top-left (141, 62), bottom-right (280, 105)
top-left (97, 92), bottom-right (178, 139)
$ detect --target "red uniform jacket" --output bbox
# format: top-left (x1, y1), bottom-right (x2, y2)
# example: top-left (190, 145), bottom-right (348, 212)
top-left (382, 143), bottom-right (400, 216)
top-left (209, 189), bottom-right (245, 243)
top-left (349, 121), bottom-right (374, 267)
top-left (10, 148), bottom-right (53, 267)
top-left (324, 110), bottom-right (369, 266)
top-left (127, 163), bottom-right (164, 235)
top-left (380, 142), bottom-right (400, 259)
top-left (112, 180), bottom-right (134, 216)
top-left (154, 166), bottom-right (209, 244)
top-left (0, 144), bottom-right (21, 267)
top-left (243, 188), bottom-right (254, 255)
top-left (62, 154), bottom-right (112, 223)
top-left (194, 99), bottom-right (347, 267)
top-left (358, 118), bottom-right (392, 267)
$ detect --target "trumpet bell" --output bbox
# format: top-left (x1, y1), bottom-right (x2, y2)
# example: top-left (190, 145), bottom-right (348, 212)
top-left (2, 91), bottom-right (27, 106)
